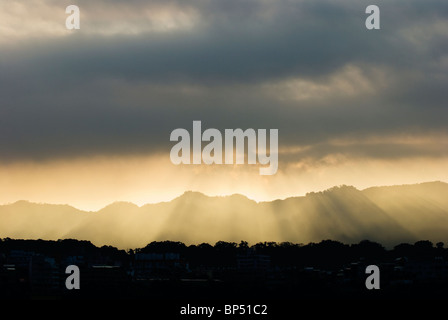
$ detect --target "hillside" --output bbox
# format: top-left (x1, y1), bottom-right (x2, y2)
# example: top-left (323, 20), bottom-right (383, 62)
top-left (1, 182), bottom-right (447, 249)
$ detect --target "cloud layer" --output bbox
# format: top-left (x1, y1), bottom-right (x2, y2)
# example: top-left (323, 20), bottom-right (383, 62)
top-left (0, 1), bottom-right (447, 174)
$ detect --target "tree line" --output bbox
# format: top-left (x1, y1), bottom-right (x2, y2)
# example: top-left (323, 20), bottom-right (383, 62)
top-left (1, 238), bottom-right (445, 268)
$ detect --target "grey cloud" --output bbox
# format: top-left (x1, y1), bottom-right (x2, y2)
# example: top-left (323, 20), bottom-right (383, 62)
top-left (280, 139), bottom-right (448, 165)
top-left (6, 0), bottom-right (440, 85)
top-left (0, 0), bottom-right (447, 162)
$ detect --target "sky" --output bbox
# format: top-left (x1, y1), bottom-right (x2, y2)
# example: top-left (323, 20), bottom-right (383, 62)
top-left (0, 0), bottom-right (447, 211)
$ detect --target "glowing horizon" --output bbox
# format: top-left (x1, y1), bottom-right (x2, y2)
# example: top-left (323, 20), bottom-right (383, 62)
top-left (1, 152), bottom-right (447, 211)
top-left (1, 1), bottom-right (447, 212)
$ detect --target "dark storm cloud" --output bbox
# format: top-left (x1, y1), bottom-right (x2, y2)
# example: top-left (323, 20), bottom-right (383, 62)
top-left (2, 0), bottom-right (430, 84)
top-left (0, 0), bottom-right (447, 162)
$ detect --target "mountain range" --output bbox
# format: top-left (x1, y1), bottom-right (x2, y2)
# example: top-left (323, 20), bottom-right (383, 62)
top-left (1, 181), bottom-right (447, 249)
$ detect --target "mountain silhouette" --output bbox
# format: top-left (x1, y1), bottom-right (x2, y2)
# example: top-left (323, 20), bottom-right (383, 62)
top-left (0, 182), bottom-right (447, 249)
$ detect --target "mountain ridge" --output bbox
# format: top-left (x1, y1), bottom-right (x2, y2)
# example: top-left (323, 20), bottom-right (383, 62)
top-left (4, 181), bottom-right (446, 210)
top-left (1, 181), bottom-right (447, 249)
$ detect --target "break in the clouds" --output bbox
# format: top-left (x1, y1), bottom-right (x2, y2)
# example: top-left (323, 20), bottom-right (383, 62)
top-left (0, 0), bottom-right (447, 164)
